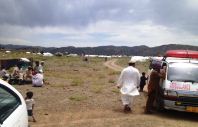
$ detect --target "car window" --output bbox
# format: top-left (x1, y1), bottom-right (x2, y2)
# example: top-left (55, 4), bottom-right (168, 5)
top-left (167, 63), bottom-right (198, 82)
top-left (0, 84), bottom-right (21, 124)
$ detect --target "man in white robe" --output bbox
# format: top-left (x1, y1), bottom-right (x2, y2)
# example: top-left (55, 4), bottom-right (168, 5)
top-left (32, 70), bottom-right (44, 87)
top-left (117, 60), bottom-right (141, 113)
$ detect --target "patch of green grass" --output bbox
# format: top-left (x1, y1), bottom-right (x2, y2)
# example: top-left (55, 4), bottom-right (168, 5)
top-left (71, 79), bottom-right (84, 86)
top-left (111, 88), bottom-right (120, 94)
top-left (69, 94), bottom-right (87, 101)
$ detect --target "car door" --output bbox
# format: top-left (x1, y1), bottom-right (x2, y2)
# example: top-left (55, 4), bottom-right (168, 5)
top-left (0, 84), bottom-right (28, 127)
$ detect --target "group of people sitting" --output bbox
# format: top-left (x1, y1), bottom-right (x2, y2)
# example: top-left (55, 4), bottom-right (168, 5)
top-left (0, 61), bottom-right (44, 87)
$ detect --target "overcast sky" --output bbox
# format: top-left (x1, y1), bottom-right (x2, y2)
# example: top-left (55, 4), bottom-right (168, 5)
top-left (0, 0), bottom-right (198, 47)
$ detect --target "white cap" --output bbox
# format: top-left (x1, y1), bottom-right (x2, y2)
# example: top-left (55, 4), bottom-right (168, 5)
top-left (128, 59), bottom-right (136, 63)
top-left (38, 69), bottom-right (43, 73)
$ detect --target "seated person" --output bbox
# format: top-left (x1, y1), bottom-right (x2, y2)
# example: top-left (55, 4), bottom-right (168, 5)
top-left (32, 70), bottom-right (44, 87)
top-left (33, 61), bottom-right (43, 75)
top-left (0, 67), bottom-right (10, 81)
top-left (40, 61), bottom-right (44, 72)
top-left (12, 65), bottom-right (20, 79)
top-left (10, 65), bottom-right (24, 85)
top-left (24, 66), bottom-right (33, 82)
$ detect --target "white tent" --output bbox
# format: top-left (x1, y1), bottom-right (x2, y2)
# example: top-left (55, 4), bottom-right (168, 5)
top-left (85, 55), bottom-right (98, 57)
top-left (130, 56), bottom-right (149, 62)
top-left (43, 52), bottom-right (54, 56)
top-left (67, 54), bottom-right (78, 57)
top-left (20, 58), bottom-right (30, 62)
top-left (98, 55), bottom-right (111, 58)
top-left (5, 50), bottom-right (11, 53)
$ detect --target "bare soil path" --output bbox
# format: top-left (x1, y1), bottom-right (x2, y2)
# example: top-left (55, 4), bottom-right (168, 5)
top-left (103, 59), bottom-right (123, 72)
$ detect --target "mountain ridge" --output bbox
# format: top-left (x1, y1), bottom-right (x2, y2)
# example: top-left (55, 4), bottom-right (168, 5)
top-left (0, 44), bottom-right (197, 56)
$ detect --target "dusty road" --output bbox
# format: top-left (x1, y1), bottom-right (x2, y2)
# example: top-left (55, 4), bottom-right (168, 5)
top-left (103, 59), bottom-right (123, 72)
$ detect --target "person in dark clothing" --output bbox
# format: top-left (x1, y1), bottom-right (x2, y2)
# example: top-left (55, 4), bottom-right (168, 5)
top-left (139, 72), bottom-right (147, 92)
top-left (145, 67), bottom-right (166, 114)
top-left (145, 69), bottom-right (160, 114)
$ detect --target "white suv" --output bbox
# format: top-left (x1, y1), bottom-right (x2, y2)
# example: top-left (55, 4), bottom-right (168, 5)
top-left (0, 79), bottom-right (28, 127)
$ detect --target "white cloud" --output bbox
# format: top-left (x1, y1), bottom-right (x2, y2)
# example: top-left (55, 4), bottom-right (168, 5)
top-left (0, 37), bottom-right (32, 45)
top-left (2, 20), bottom-right (198, 47)
top-left (186, 0), bottom-right (198, 10)
top-left (0, 0), bottom-right (198, 47)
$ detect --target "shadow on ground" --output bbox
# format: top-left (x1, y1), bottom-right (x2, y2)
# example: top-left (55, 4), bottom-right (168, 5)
top-left (156, 109), bottom-right (198, 122)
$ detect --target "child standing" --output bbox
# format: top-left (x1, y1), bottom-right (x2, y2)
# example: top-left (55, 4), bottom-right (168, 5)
top-left (25, 91), bottom-right (36, 122)
top-left (140, 72), bottom-right (148, 92)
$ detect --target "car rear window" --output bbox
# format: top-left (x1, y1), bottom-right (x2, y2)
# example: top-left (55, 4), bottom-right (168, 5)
top-left (167, 63), bottom-right (198, 83)
top-left (0, 84), bottom-right (21, 124)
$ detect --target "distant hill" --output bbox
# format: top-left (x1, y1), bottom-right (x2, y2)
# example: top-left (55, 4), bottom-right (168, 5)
top-left (0, 44), bottom-right (197, 56)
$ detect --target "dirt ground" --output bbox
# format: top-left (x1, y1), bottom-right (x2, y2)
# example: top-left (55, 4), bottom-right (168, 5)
top-left (12, 57), bottom-right (198, 127)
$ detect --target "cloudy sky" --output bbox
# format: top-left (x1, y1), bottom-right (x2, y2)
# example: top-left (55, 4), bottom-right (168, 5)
top-left (0, 0), bottom-right (198, 47)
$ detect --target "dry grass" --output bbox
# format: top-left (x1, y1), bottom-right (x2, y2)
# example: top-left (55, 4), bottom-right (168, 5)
top-left (91, 85), bottom-right (104, 93)
top-left (108, 71), bottom-right (120, 76)
top-left (108, 78), bottom-right (116, 84)
top-left (71, 78), bottom-right (84, 86)
top-left (116, 57), bottom-right (150, 73)
top-left (69, 94), bottom-right (88, 101)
